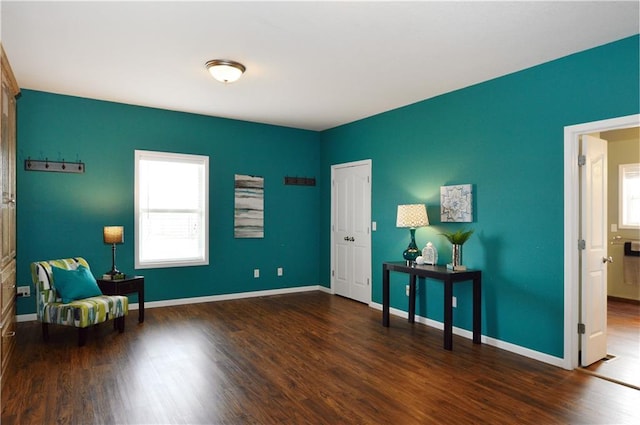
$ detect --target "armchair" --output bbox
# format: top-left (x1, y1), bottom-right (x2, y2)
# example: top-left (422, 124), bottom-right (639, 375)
top-left (30, 257), bottom-right (128, 346)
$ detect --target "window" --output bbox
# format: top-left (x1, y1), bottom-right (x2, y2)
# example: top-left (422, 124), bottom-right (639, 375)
top-left (619, 163), bottom-right (640, 229)
top-left (135, 150), bottom-right (209, 268)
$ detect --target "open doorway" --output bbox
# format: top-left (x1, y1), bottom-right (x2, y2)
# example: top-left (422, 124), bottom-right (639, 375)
top-left (582, 127), bottom-right (640, 388)
top-left (563, 115), bottom-right (640, 389)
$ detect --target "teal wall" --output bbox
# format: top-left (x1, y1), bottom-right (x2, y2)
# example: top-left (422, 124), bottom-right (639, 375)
top-left (15, 35), bottom-right (639, 359)
top-left (319, 35), bottom-right (639, 357)
top-left (16, 93), bottom-right (321, 314)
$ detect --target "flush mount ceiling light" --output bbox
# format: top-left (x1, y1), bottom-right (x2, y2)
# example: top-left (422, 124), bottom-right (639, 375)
top-left (205, 59), bottom-right (246, 84)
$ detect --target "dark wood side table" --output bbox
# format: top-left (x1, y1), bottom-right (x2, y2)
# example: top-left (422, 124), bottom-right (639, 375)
top-left (382, 262), bottom-right (481, 350)
top-left (97, 276), bottom-right (145, 323)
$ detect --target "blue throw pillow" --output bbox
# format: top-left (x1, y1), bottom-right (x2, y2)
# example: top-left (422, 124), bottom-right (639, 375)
top-left (51, 265), bottom-right (102, 303)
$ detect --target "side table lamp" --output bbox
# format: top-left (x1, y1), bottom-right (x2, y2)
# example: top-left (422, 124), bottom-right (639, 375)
top-left (396, 204), bottom-right (429, 264)
top-left (103, 226), bottom-right (124, 278)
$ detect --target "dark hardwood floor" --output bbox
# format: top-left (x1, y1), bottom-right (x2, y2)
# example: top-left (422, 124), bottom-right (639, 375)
top-left (583, 298), bottom-right (640, 389)
top-left (2, 292), bottom-right (639, 424)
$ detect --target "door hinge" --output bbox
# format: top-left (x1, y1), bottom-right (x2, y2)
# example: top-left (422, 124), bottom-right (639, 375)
top-left (578, 240), bottom-right (586, 250)
top-left (367, 278), bottom-right (370, 286)
top-left (578, 155), bottom-right (586, 166)
top-left (331, 270), bottom-right (335, 277)
top-left (578, 323), bottom-right (586, 334)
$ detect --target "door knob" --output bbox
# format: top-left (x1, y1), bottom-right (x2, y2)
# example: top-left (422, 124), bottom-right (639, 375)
top-left (602, 256), bottom-right (613, 264)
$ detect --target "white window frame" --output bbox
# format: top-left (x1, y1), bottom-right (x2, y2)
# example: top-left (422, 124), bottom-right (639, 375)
top-left (619, 162), bottom-right (640, 229)
top-left (135, 150), bottom-right (209, 269)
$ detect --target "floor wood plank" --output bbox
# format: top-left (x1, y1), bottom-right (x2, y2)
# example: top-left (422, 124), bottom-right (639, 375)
top-left (583, 299), bottom-right (640, 389)
top-left (2, 292), bottom-right (639, 424)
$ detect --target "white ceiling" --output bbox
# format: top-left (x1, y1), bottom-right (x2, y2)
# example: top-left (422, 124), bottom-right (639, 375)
top-left (1, 1), bottom-right (638, 131)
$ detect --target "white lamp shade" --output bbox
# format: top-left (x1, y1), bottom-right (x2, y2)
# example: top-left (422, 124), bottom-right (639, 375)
top-left (396, 204), bottom-right (429, 228)
top-left (103, 226), bottom-right (124, 244)
top-left (206, 60), bottom-right (245, 83)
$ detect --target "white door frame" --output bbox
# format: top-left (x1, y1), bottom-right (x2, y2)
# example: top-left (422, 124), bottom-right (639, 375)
top-left (330, 159), bottom-right (372, 303)
top-left (563, 113), bottom-right (640, 370)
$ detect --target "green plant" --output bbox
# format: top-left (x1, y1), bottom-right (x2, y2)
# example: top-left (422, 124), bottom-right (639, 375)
top-left (441, 228), bottom-right (474, 245)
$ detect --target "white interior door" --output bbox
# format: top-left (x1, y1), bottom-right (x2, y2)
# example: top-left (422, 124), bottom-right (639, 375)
top-left (331, 160), bottom-right (371, 304)
top-left (580, 134), bottom-right (609, 366)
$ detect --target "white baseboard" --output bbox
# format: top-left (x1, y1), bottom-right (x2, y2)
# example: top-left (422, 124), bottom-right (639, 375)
top-left (17, 284), bottom-right (331, 323)
top-left (369, 302), bottom-right (564, 369)
top-left (141, 284), bottom-right (328, 309)
top-left (17, 313), bottom-right (37, 322)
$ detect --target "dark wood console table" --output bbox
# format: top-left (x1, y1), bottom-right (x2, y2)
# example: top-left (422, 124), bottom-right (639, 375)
top-left (382, 262), bottom-right (481, 350)
top-left (97, 276), bottom-right (145, 323)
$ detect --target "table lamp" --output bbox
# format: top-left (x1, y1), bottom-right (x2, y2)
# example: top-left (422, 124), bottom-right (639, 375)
top-left (103, 226), bottom-right (124, 277)
top-left (396, 204), bottom-right (429, 264)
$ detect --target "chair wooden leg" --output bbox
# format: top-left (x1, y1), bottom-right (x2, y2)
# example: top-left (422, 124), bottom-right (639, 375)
top-left (78, 327), bottom-right (88, 347)
top-left (42, 323), bottom-right (49, 342)
top-left (116, 316), bottom-right (125, 333)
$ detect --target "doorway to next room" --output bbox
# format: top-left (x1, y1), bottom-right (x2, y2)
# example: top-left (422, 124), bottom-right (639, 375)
top-left (569, 121), bottom-right (639, 389)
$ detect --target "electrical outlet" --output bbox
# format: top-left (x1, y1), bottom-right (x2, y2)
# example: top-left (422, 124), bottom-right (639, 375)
top-left (253, 269), bottom-right (260, 278)
top-left (406, 284), bottom-right (410, 297)
top-left (17, 286), bottom-right (31, 297)
top-left (452, 296), bottom-right (457, 308)
top-left (277, 267), bottom-right (283, 276)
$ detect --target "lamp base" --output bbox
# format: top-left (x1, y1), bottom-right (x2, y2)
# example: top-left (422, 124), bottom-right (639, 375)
top-left (402, 228), bottom-right (420, 264)
top-left (104, 243), bottom-right (125, 279)
top-left (105, 268), bottom-right (120, 276)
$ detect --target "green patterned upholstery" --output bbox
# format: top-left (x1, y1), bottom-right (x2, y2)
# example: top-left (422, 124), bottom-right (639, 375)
top-left (31, 257), bottom-right (128, 345)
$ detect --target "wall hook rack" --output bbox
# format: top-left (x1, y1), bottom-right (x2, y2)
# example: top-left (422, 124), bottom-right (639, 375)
top-left (25, 157), bottom-right (85, 174)
top-left (284, 176), bottom-right (316, 186)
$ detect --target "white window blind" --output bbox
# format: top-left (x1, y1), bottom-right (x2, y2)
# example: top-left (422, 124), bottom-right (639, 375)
top-left (135, 150), bottom-right (209, 268)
